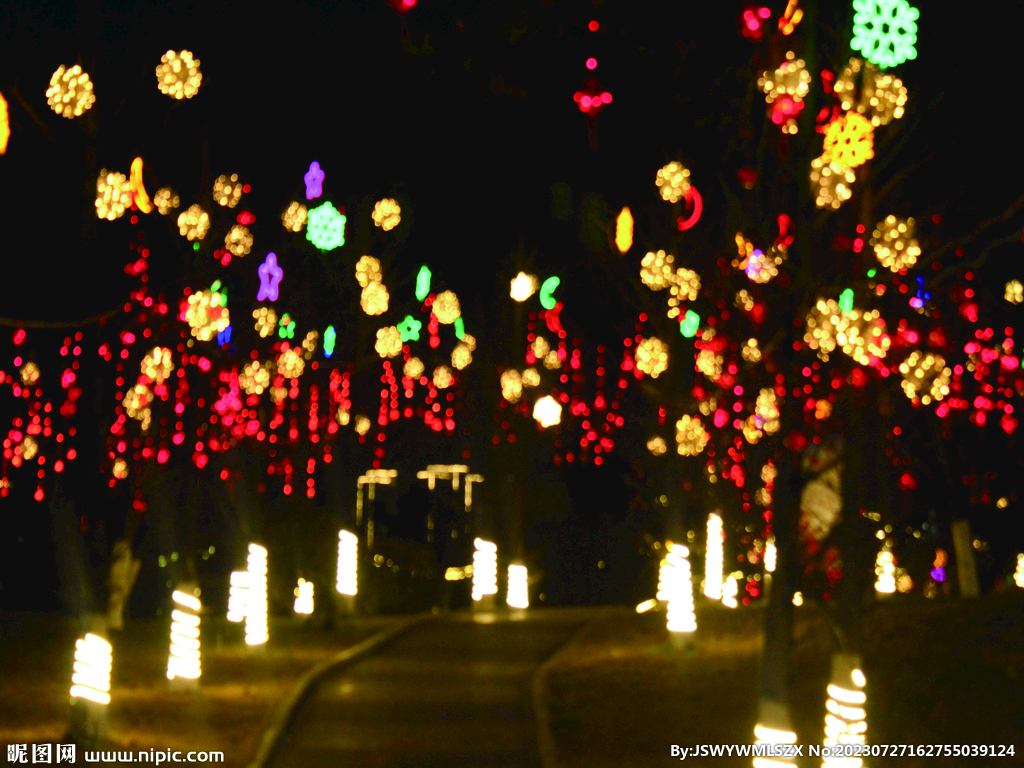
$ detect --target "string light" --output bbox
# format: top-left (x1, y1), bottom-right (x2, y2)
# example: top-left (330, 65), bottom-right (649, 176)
top-left (899, 351), bottom-right (950, 404)
top-left (372, 198), bottom-right (401, 231)
top-left (154, 187), bottom-right (179, 216)
top-left (656, 161), bottom-right (691, 203)
top-left (822, 113), bottom-right (874, 168)
top-left (123, 384), bottom-right (153, 431)
top-left (95, 171), bottom-right (132, 221)
top-left (306, 201), bottom-right (346, 250)
top-left (167, 590), bottom-right (201, 681)
top-left (851, 0), bottom-right (919, 69)
top-left (356, 256), bottom-right (383, 288)
top-left (155, 50), bottom-right (201, 99)
top-left (404, 357), bottom-right (425, 379)
top-left (871, 215), bottom-right (921, 272)
top-left (804, 298), bottom-right (890, 365)
top-left (227, 571), bottom-right (249, 622)
top-left (501, 369), bottom-right (523, 403)
top-left (615, 207), bottom-right (633, 253)
top-left (533, 395), bottom-right (562, 427)
top-left (472, 539), bottom-right (498, 601)
top-left (704, 513), bottom-right (724, 600)
top-left (112, 458), bottom-right (128, 480)
top-left (375, 326), bottom-right (403, 358)
top-left (225, 225), bottom-right (253, 256)
top-left (432, 291), bottom-right (461, 324)
top-left (70, 633), bottom-right (112, 705)
top-left (245, 544), bottom-right (269, 645)
top-left (293, 579), bottom-right (314, 615)
top-left (213, 174), bottom-right (243, 208)
top-left (282, 202), bottom-right (307, 232)
top-left (46, 65), bottom-right (95, 118)
top-left (764, 536), bottom-right (777, 573)
top-left (510, 272), bottom-right (539, 302)
top-left (658, 543), bottom-right (696, 633)
top-left (675, 415), bottom-right (709, 456)
top-left (810, 156), bottom-right (856, 209)
top-left (361, 282), bottom-right (390, 315)
top-left (759, 51), bottom-right (811, 104)
top-left (1005, 280), bottom-right (1023, 304)
top-left (433, 366), bottom-right (454, 389)
top-left (822, 659), bottom-right (868, 767)
top-left (336, 530), bottom-right (358, 596)
top-left (177, 204), bottom-right (210, 241)
top-left (507, 565), bottom-right (529, 609)
top-left (635, 337), bottom-right (669, 378)
top-left (647, 436), bottom-right (668, 455)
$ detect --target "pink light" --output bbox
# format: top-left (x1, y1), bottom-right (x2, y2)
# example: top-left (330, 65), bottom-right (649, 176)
top-left (602, 92), bottom-right (612, 103)
top-left (586, 57), bottom-right (597, 70)
top-left (580, 95), bottom-right (592, 108)
top-left (588, 19), bottom-right (599, 31)
top-left (758, 6), bottom-right (771, 18)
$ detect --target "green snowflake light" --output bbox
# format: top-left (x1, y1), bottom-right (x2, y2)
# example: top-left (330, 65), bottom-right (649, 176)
top-left (851, 0), bottom-right (919, 70)
top-left (397, 315), bottom-right (422, 342)
top-left (305, 201), bottom-right (346, 251)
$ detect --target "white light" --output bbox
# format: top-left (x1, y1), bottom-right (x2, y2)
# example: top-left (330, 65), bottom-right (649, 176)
top-left (722, 572), bottom-right (739, 608)
top-left (510, 272), bottom-right (538, 302)
top-left (793, 591), bottom-right (804, 606)
top-left (70, 633), bottom-right (112, 705)
top-left (167, 590), bottom-right (202, 680)
top-left (336, 530), bottom-right (358, 596)
top-left (765, 537), bottom-right (777, 573)
top-left (874, 547), bottom-right (896, 593)
top-left (532, 395), bottom-right (562, 428)
top-left (507, 564), bottom-right (529, 609)
top-left (635, 598), bottom-right (657, 613)
top-left (472, 538), bottom-right (498, 601)
top-left (293, 579), bottom-right (314, 615)
top-left (704, 513), bottom-right (724, 600)
top-left (753, 723), bottom-right (799, 767)
top-left (659, 544), bottom-right (696, 633)
top-left (245, 544), bottom-right (268, 646)
top-left (227, 570), bottom-right (249, 622)
top-left (1015, 554), bottom-right (1024, 588)
top-left (822, 666), bottom-right (868, 767)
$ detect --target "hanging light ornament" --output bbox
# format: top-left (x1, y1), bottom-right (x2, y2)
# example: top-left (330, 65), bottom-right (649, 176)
top-left (871, 215), bottom-right (920, 272)
top-left (647, 436), bottom-right (668, 456)
top-left (282, 202), bottom-right (307, 232)
top-left (850, 0), bottom-right (920, 70)
top-left (253, 307), bottom-right (277, 338)
top-left (863, 69), bottom-right (907, 126)
top-left (615, 207), bottom-right (634, 253)
top-left (531, 336), bottom-right (551, 360)
top-left (655, 161), bottom-right (691, 203)
top-left (375, 326), bottom-right (403, 358)
top-left (635, 337), bottom-right (669, 378)
top-left (822, 113), bottom-right (874, 168)
top-left (451, 344), bottom-right (472, 370)
top-left (875, 543), bottom-right (896, 593)
top-left (224, 225), bottom-right (253, 257)
top-left (1006, 280), bottom-right (1024, 305)
top-left (336, 531), bottom-right (358, 596)
top-left (277, 347), bottom-right (305, 378)
top-left (433, 365), bottom-right (454, 389)
top-left (21, 436), bottom-right (39, 461)
top-left (501, 369), bottom-right (523, 403)
top-left (810, 156), bottom-right (856, 209)
top-left (178, 204), bottom-right (210, 241)
top-left (112, 458), bottom-right (129, 480)
top-left (155, 50), bottom-right (202, 99)
top-left (758, 50), bottom-right (811, 106)
top-left (142, 346), bottom-right (175, 386)
top-left (356, 256), bottom-right (383, 288)
top-left (95, 170), bottom-right (132, 221)
top-left (300, 330), bottom-right (318, 359)
top-left (361, 281), bottom-right (389, 315)
top-left (354, 415), bottom-right (371, 435)
top-left (641, 250), bottom-right (676, 290)
top-left (675, 415), bottom-right (709, 456)
top-left (695, 330), bottom-right (724, 380)
top-left (742, 338), bottom-right (761, 362)
top-left (213, 174), bottom-right (244, 208)
top-left (804, 298), bottom-right (890, 365)
top-left (306, 201), bottom-right (346, 251)
top-left (899, 351), bottom-right (951, 405)
top-left (46, 65), bottom-right (96, 118)
top-left (154, 188), bottom-right (180, 216)
top-left (543, 350), bottom-right (561, 370)
top-left (240, 360), bottom-right (272, 395)
top-left (432, 291), bottom-right (461, 324)
top-left (185, 282), bottom-right (229, 341)
top-left (372, 198), bottom-right (401, 231)
top-left (403, 357), bottom-right (425, 379)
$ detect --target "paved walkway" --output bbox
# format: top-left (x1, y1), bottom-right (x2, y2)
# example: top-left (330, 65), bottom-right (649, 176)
top-left (262, 609), bottom-right (590, 768)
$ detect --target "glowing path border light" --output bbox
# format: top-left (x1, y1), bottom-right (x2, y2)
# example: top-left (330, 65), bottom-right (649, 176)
top-left (336, 530), bottom-right (358, 596)
top-left (507, 564), bottom-right (529, 609)
top-left (704, 513), bottom-right (724, 600)
top-left (659, 543), bottom-right (697, 633)
top-left (227, 571), bottom-right (249, 622)
top-left (472, 538), bottom-right (498, 601)
top-left (415, 265), bottom-right (432, 302)
top-left (167, 590), bottom-right (201, 680)
top-left (257, 253), bottom-right (283, 302)
top-left (245, 544), bottom-right (268, 646)
top-left (293, 579), bottom-right (314, 615)
top-left (70, 633), bottom-right (113, 705)
top-left (822, 656), bottom-right (868, 767)
top-left (130, 157), bottom-right (153, 214)
top-left (752, 722), bottom-right (799, 767)
top-left (304, 161), bottom-right (325, 200)
top-left (676, 186), bottom-right (703, 231)
top-left (539, 276), bottom-right (561, 310)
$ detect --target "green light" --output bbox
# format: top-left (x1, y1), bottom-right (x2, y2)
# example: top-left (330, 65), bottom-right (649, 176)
top-left (539, 276), bottom-right (560, 310)
top-left (305, 201), bottom-right (346, 251)
top-left (193, 242), bottom-right (200, 251)
top-left (839, 288), bottom-right (854, 314)
top-left (397, 315), bottom-right (422, 342)
top-left (278, 313), bottom-right (295, 339)
top-left (851, 0), bottom-right (919, 69)
top-left (867, 269), bottom-right (877, 278)
top-left (208, 546), bottom-right (215, 554)
top-left (415, 266), bottom-right (432, 302)
top-left (454, 317), bottom-right (465, 340)
top-left (324, 326), bottom-right (336, 358)
top-left (680, 310), bottom-right (700, 338)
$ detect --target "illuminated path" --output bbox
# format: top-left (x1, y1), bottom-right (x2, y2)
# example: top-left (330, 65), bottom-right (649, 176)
top-left (260, 609), bottom-right (594, 768)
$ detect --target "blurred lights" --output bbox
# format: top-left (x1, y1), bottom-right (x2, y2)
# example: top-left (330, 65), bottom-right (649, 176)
top-left (899, 351), bottom-right (951, 404)
top-left (635, 337), bottom-right (669, 378)
top-left (306, 201), bottom-right (346, 251)
top-left (647, 436), bottom-right (668, 456)
top-left (433, 291), bottom-right (461, 324)
top-left (227, 571), bottom-right (249, 622)
top-left (225, 224), bottom-right (253, 257)
top-left (810, 156), bottom-right (856, 209)
top-left (70, 633), bottom-right (112, 705)
top-left (154, 187), bottom-right (180, 216)
top-left (167, 590), bottom-right (201, 681)
top-left (1006, 280), bottom-right (1023, 304)
top-left (615, 207), bottom-right (634, 253)
top-left (293, 579), bottom-right (314, 615)
top-left (156, 50), bottom-right (201, 100)
top-left (177, 204), bottom-right (210, 241)
top-left (95, 170), bottom-right (132, 221)
top-left (823, 660), bottom-right (868, 767)
top-left (655, 161), bottom-right (691, 203)
top-left (676, 415), bottom-right (709, 456)
top-left (472, 539), bottom-right (498, 601)
top-left (659, 543), bottom-right (696, 632)
top-left (46, 64), bottom-right (95, 118)
top-left (433, 365), bottom-right (454, 389)
top-left (361, 282), bottom-right (390, 315)
top-left (336, 531), bottom-right (358, 596)
top-left (356, 256), bottom-right (383, 288)
top-left (851, 0), bottom-right (919, 69)
top-left (507, 564), bottom-right (529, 609)
top-left (533, 395), bottom-right (562, 427)
top-left (875, 545), bottom-right (896, 593)
top-left (245, 544), bottom-right (268, 645)
top-left (871, 215), bottom-right (920, 272)
top-left (282, 202), bottom-right (308, 232)
top-left (704, 513), bottom-right (724, 600)
top-left (511, 272), bottom-right (539, 302)
top-left (372, 198), bottom-right (402, 231)
top-left (213, 174), bottom-right (244, 208)
top-left (822, 113), bottom-right (874, 168)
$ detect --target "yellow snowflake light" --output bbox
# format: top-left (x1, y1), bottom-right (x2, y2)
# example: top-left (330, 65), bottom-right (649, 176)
top-left (356, 256), bottom-right (383, 288)
top-left (21, 436), bottom-right (38, 461)
top-left (432, 291), bottom-right (461, 324)
top-left (240, 360), bottom-right (272, 395)
top-left (185, 283), bottom-right (229, 341)
top-left (277, 348), bottom-right (305, 379)
top-left (375, 326), bottom-right (403, 358)
top-left (282, 202), bottom-right (307, 232)
top-left (899, 351), bottom-right (951, 405)
top-left (675, 415), bottom-right (709, 456)
top-left (155, 50), bottom-right (201, 100)
top-left (864, 70), bottom-right (907, 127)
top-left (433, 366), bottom-right (453, 388)
top-left (113, 458), bottom-right (129, 480)
top-left (647, 436), bottom-right (668, 456)
top-left (822, 113), bottom-right (874, 168)
top-left (154, 187), bottom-right (180, 216)
top-left (20, 361), bottom-right (40, 385)
top-left (759, 51), bottom-right (811, 104)
top-left (635, 337), bottom-right (669, 378)
top-left (141, 347), bottom-right (174, 384)
top-left (543, 350), bottom-right (561, 370)
top-left (46, 65), bottom-right (95, 118)
top-left (735, 290), bottom-right (755, 312)
top-left (742, 338), bottom-right (761, 362)
top-left (361, 282), bottom-right (390, 315)
top-left (755, 389), bottom-right (780, 433)
top-left (404, 357), bottom-right (425, 379)
top-left (123, 384), bottom-right (153, 431)
top-left (656, 161), bottom-right (690, 203)
top-left (641, 250), bottom-right (676, 290)
top-left (1006, 280), bottom-right (1023, 304)
top-left (95, 171), bottom-right (132, 221)
top-left (372, 198), bottom-right (401, 231)
top-left (225, 225), bottom-right (253, 257)
top-left (354, 415), bottom-right (371, 435)
top-left (501, 369), bottom-right (523, 403)
top-left (213, 174), bottom-right (243, 208)
top-left (811, 156), bottom-right (856, 209)
top-left (531, 336), bottom-right (550, 359)
top-left (871, 215), bottom-right (921, 272)
top-left (452, 344), bottom-right (472, 370)
top-left (615, 207), bottom-right (634, 253)
top-left (178, 204), bottom-right (210, 241)
top-left (521, 367), bottom-right (540, 387)
top-left (253, 307), bottom-right (277, 337)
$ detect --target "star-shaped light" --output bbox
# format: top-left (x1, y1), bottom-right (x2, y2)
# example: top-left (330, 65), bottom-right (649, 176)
top-left (304, 161), bottom-right (325, 200)
top-left (397, 315), bottom-right (422, 342)
top-left (257, 252), bottom-right (283, 302)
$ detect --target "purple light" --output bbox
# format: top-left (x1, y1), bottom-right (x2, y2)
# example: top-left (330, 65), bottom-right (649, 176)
top-left (257, 252), bottom-right (283, 302)
top-left (930, 566), bottom-right (945, 582)
top-left (304, 162), bottom-right (325, 200)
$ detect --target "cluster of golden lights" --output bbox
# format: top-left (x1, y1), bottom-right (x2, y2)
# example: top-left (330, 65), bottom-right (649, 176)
top-left (742, 338), bottom-right (761, 362)
top-left (154, 187), bottom-right (179, 216)
top-left (835, 59), bottom-right (906, 127)
top-left (403, 357), bottom-right (424, 379)
top-left (899, 351), bottom-right (951, 405)
top-left (758, 51), bottom-right (811, 104)
top-left (185, 286), bottom-right (229, 341)
top-left (522, 367), bottom-right (540, 387)
top-left (95, 171), bottom-right (132, 221)
top-left (361, 281), bottom-right (389, 316)
top-left (675, 415), bottom-right (709, 456)
top-left (755, 388), bottom-right (781, 433)
top-left (240, 360), bottom-right (272, 395)
top-left (225, 225), bottom-right (253, 256)
top-left (655, 161), bottom-right (691, 203)
top-left (282, 202), bottom-right (307, 232)
top-left (213, 174), bottom-right (244, 208)
top-left (277, 348), bottom-right (305, 379)
top-left (810, 157), bottom-right (856, 209)
top-left (356, 256), bottom-right (382, 288)
top-left (432, 291), bottom-right (461, 324)
top-left (433, 366), bottom-right (453, 389)
top-left (372, 198), bottom-right (401, 231)
top-left (375, 326), bottom-right (403, 358)
top-left (123, 384), bottom-right (153, 431)
top-left (253, 307), bottom-right (277, 338)
top-left (20, 362), bottom-right (40, 385)
top-left (178, 204), bottom-right (210, 241)
top-left (635, 337), bottom-right (669, 378)
top-left (735, 289), bottom-right (755, 312)
top-left (141, 347), bottom-right (174, 384)
top-left (804, 298), bottom-right (890, 365)
top-left (501, 369), bottom-right (523, 403)
top-left (46, 65), bottom-right (95, 118)
top-left (155, 50), bottom-right (202, 100)
top-left (647, 436), bottom-right (668, 456)
top-left (1007, 280), bottom-right (1024, 305)
top-left (871, 215), bottom-right (921, 272)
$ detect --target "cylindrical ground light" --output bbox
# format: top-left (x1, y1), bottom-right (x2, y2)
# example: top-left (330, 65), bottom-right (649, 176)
top-left (245, 544), bottom-right (268, 646)
top-left (293, 578), bottom-right (314, 614)
top-left (705, 512), bottom-right (724, 600)
top-left (227, 570), bottom-right (249, 622)
top-left (472, 538), bottom-right (497, 602)
top-left (167, 589), bottom-right (201, 689)
top-left (660, 543), bottom-right (697, 634)
top-left (822, 654), bottom-right (868, 767)
top-left (506, 563), bottom-right (529, 609)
